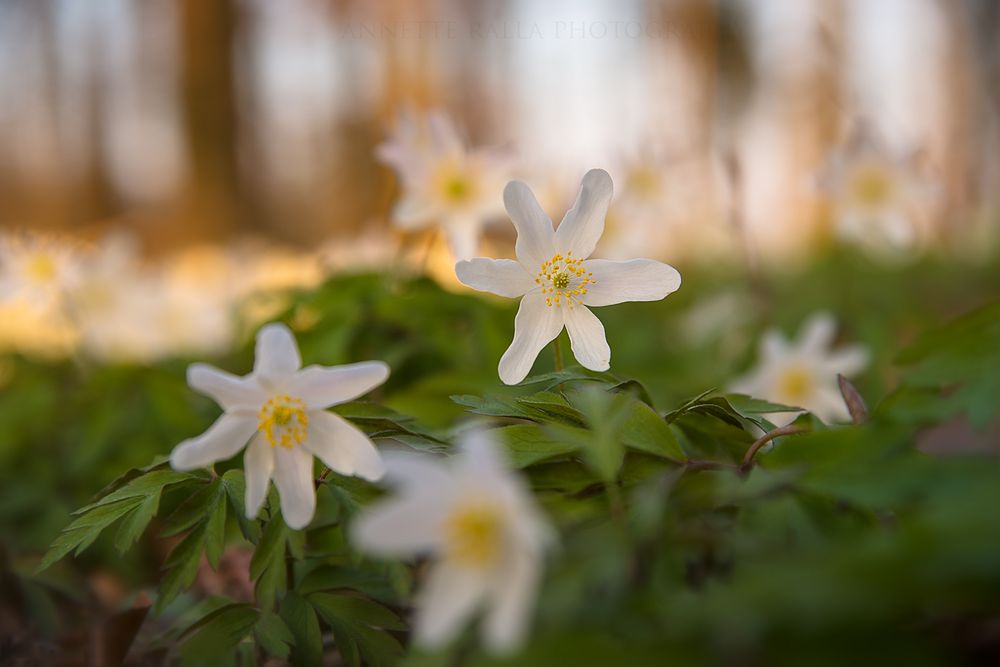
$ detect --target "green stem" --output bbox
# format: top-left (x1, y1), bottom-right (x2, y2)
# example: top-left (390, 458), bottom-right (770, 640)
top-left (552, 337), bottom-right (564, 372)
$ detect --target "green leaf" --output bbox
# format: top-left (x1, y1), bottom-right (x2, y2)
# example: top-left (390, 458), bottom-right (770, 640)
top-left (619, 400), bottom-right (686, 461)
top-left (516, 391), bottom-right (586, 424)
top-left (221, 469), bottom-right (261, 542)
top-left (498, 424), bottom-right (581, 468)
top-left (161, 479), bottom-right (224, 537)
top-left (74, 470), bottom-right (195, 515)
top-left (149, 478), bottom-right (230, 613)
top-left (307, 592), bottom-right (407, 631)
top-left (178, 603), bottom-right (259, 662)
top-left (309, 592), bottom-right (404, 666)
top-left (156, 523), bottom-right (208, 613)
top-left (280, 592), bottom-right (323, 667)
top-left (114, 488), bottom-right (162, 553)
top-left (204, 490), bottom-right (227, 569)
top-left (251, 513), bottom-right (288, 611)
top-left (38, 497), bottom-right (145, 571)
top-left (254, 612), bottom-right (296, 659)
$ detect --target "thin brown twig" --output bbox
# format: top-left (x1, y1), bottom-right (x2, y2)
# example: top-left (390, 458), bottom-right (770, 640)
top-left (739, 425), bottom-right (809, 475)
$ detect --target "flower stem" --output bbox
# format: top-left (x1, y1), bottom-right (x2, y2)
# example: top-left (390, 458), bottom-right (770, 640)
top-left (552, 337), bottom-right (564, 372)
top-left (739, 425), bottom-right (808, 475)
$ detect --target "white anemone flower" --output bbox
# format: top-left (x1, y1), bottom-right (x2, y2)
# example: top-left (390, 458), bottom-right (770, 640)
top-left (0, 231), bottom-right (84, 308)
top-left (170, 323), bottom-right (389, 529)
top-left (376, 109), bottom-right (511, 260)
top-left (352, 430), bottom-right (552, 653)
top-left (455, 169), bottom-right (682, 385)
top-left (816, 128), bottom-right (933, 252)
top-left (729, 313), bottom-right (870, 426)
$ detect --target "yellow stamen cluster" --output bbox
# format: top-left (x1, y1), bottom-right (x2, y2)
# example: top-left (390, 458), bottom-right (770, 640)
top-left (778, 366), bottom-right (813, 402)
top-left (27, 253), bottom-right (58, 283)
top-left (443, 176), bottom-right (471, 202)
top-left (851, 166), bottom-right (893, 207)
top-left (535, 252), bottom-right (594, 308)
top-left (258, 394), bottom-right (309, 449)
top-left (444, 503), bottom-right (504, 567)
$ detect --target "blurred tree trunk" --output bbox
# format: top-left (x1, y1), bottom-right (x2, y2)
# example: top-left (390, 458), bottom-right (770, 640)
top-left (80, 11), bottom-right (119, 226)
top-left (178, 0), bottom-right (244, 239)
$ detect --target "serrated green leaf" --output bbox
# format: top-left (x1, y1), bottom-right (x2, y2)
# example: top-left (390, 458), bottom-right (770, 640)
top-left (161, 479), bottom-right (223, 537)
top-left (178, 603), bottom-right (259, 661)
top-left (310, 592), bottom-right (404, 667)
top-left (307, 592), bottom-right (407, 631)
top-left (281, 592), bottom-right (323, 667)
top-left (254, 612), bottom-right (296, 659)
top-left (74, 470), bottom-right (195, 515)
top-left (204, 489), bottom-right (227, 569)
top-left (38, 497), bottom-right (145, 571)
top-left (156, 523), bottom-right (208, 613)
top-left (251, 514), bottom-right (288, 611)
top-left (114, 488), bottom-right (162, 553)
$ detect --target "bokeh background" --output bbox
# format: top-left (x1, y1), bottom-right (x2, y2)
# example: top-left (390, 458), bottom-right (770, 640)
top-left (3, 0), bottom-right (1000, 254)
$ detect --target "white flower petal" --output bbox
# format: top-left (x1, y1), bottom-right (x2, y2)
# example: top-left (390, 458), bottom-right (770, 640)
top-left (351, 491), bottom-right (451, 557)
top-left (289, 361), bottom-right (390, 410)
top-left (428, 110), bottom-right (463, 155)
top-left (187, 363), bottom-right (264, 412)
top-left (457, 429), bottom-right (510, 476)
top-left (272, 445), bottom-right (316, 529)
top-left (442, 220), bottom-right (481, 261)
top-left (483, 549), bottom-right (543, 653)
top-left (254, 323), bottom-right (301, 382)
top-left (821, 345), bottom-right (870, 377)
top-left (392, 194), bottom-right (435, 230)
top-left (169, 413), bottom-right (258, 471)
top-left (455, 258), bottom-right (535, 298)
top-left (580, 259), bottom-right (681, 307)
top-left (761, 330), bottom-right (789, 361)
top-left (244, 433), bottom-right (274, 519)
top-left (503, 181), bottom-right (554, 269)
top-left (383, 451), bottom-right (453, 490)
top-left (563, 305), bottom-right (610, 372)
top-left (498, 292), bottom-right (564, 385)
top-left (810, 385), bottom-right (851, 424)
top-left (305, 410), bottom-right (385, 481)
top-left (414, 563), bottom-right (491, 649)
top-left (554, 169), bottom-right (613, 258)
top-left (799, 313), bottom-right (837, 356)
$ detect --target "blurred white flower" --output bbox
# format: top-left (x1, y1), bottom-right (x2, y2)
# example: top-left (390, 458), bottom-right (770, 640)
top-left (64, 235), bottom-right (165, 363)
top-left (816, 128), bottom-right (934, 252)
top-left (602, 152), bottom-right (730, 262)
top-left (0, 230), bottom-right (85, 309)
top-left (377, 109), bottom-right (512, 260)
top-left (455, 169), bottom-right (682, 385)
top-left (729, 313), bottom-right (869, 426)
top-left (170, 323), bottom-right (389, 529)
top-left (352, 429), bottom-right (552, 653)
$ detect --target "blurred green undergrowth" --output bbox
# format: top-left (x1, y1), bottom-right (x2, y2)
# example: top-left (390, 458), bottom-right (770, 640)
top-left (2, 249), bottom-right (1000, 664)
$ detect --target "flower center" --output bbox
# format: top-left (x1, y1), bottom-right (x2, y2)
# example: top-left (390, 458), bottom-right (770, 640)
top-left (443, 176), bottom-right (471, 202)
top-left (851, 166), bottom-right (893, 207)
top-left (27, 253), bottom-right (57, 283)
top-left (778, 366), bottom-right (813, 402)
top-left (535, 252), bottom-right (594, 308)
top-left (258, 394), bottom-right (309, 448)
top-left (443, 503), bottom-right (504, 567)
